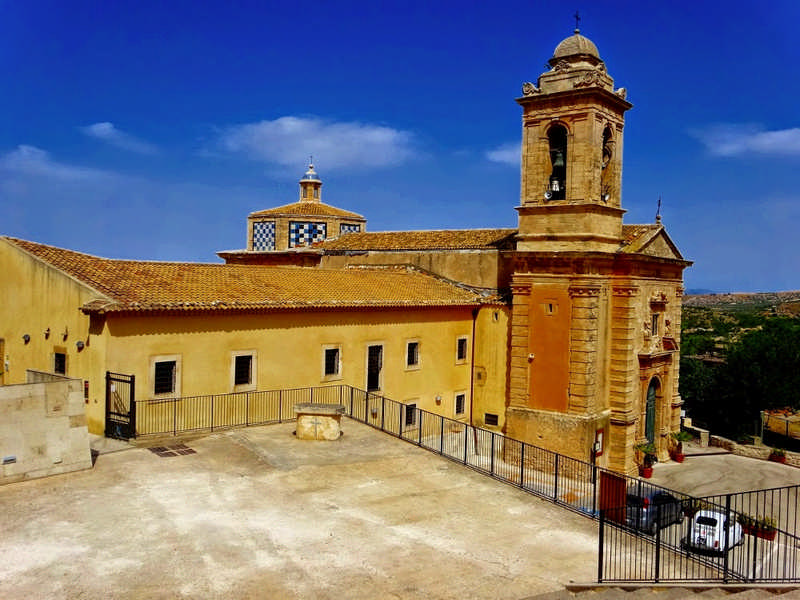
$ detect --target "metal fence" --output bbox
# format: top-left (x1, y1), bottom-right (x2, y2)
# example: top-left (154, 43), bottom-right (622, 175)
top-left (134, 384), bottom-right (800, 584)
top-left (599, 482), bottom-right (800, 583)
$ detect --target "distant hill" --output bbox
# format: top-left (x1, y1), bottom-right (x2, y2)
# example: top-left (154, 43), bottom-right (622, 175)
top-left (684, 291), bottom-right (800, 311)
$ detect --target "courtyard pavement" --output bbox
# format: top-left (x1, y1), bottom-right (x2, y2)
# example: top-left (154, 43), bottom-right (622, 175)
top-left (2, 420), bottom-right (601, 600)
top-left (4, 424), bottom-right (800, 599)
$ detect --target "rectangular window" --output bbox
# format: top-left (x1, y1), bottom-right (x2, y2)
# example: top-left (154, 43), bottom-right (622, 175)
top-left (456, 336), bottom-right (468, 363)
top-left (404, 403), bottom-right (417, 427)
top-left (651, 313), bottom-right (660, 336)
top-left (234, 355), bottom-right (252, 386)
top-left (485, 413), bottom-right (499, 427)
top-left (455, 393), bottom-right (466, 416)
top-left (324, 347), bottom-right (340, 377)
top-left (154, 360), bottom-right (176, 395)
top-left (367, 344), bottom-right (383, 392)
top-left (406, 340), bottom-right (419, 369)
top-left (53, 352), bottom-right (66, 375)
top-left (231, 351), bottom-right (256, 390)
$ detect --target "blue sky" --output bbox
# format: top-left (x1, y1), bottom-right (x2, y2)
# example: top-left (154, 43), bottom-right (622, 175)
top-left (1, 1), bottom-right (798, 292)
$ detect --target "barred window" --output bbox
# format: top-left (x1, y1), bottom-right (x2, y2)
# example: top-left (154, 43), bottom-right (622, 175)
top-left (324, 348), bottom-right (340, 376)
top-left (234, 355), bottom-right (252, 386)
top-left (455, 393), bottom-right (466, 415)
top-left (154, 360), bottom-right (176, 395)
top-left (406, 341), bottom-right (419, 368)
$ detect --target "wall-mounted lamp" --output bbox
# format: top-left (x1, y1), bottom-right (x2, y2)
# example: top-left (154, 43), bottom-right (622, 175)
top-left (435, 394), bottom-right (442, 405)
top-left (22, 334), bottom-right (31, 344)
top-left (76, 340), bottom-right (85, 351)
top-left (44, 327), bottom-right (50, 339)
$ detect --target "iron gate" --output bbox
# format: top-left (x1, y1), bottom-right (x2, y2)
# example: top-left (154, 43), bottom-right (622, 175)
top-left (105, 371), bottom-right (135, 439)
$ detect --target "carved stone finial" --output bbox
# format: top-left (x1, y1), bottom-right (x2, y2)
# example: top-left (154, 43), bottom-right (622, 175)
top-left (615, 87), bottom-right (627, 99)
top-left (521, 82), bottom-right (540, 96)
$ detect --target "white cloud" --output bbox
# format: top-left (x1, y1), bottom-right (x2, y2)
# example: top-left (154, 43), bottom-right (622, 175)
top-left (218, 116), bottom-right (416, 170)
top-left (691, 124), bottom-right (800, 157)
top-left (81, 122), bottom-right (158, 155)
top-left (485, 142), bottom-right (520, 166)
top-left (0, 145), bottom-right (110, 180)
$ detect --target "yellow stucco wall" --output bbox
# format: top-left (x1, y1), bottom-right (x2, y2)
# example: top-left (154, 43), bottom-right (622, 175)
top-left (471, 305), bottom-right (509, 431)
top-left (97, 306), bottom-right (477, 435)
top-left (0, 239), bottom-right (107, 430)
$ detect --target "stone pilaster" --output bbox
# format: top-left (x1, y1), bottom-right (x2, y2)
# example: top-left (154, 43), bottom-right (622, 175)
top-left (567, 284), bottom-right (601, 415)
top-left (607, 285), bottom-right (639, 473)
top-left (508, 283), bottom-right (531, 409)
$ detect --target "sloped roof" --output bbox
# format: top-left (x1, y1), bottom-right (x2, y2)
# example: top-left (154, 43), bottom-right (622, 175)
top-left (620, 224), bottom-right (686, 260)
top-left (319, 228), bottom-right (518, 251)
top-left (249, 201), bottom-right (364, 220)
top-left (4, 237), bottom-right (483, 314)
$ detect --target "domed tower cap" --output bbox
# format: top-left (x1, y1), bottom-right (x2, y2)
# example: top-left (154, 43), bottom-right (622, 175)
top-left (548, 30), bottom-right (602, 67)
top-left (300, 161), bottom-right (321, 182)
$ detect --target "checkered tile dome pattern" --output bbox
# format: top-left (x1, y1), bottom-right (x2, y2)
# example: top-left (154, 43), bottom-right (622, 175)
top-left (252, 221), bottom-right (276, 251)
top-left (289, 221), bottom-right (326, 248)
top-left (339, 223), bottom-right (361, 235)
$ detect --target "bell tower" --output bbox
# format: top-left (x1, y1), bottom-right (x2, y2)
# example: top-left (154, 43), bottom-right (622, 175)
top-left (516, 27), bottom-right (632, 252)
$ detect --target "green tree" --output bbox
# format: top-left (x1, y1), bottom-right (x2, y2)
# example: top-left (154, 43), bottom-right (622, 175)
top-left (681, 318), bottom-right (800, 439)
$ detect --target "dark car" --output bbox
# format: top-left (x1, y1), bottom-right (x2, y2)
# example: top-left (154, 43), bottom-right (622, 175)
top-left (626, 489), bottom-right (684, 534)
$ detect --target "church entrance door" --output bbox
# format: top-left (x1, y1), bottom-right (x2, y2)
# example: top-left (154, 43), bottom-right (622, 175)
top-left (645, 379), bottom-right (658, 444)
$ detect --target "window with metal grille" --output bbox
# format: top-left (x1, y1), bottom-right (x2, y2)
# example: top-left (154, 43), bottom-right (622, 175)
top-left (406, 341), bottom-right (419, 368)
top-left (53, 352), bottom-right (66, 375)
top-left (324, 348), bottom-right (339, 376)
top-left (154, 360), bottom-right (176, 395)
top-left (234, 354), bottom-right (252, 386)
top-left (456, 337), bottom-right (468, 362)
top-left (485, 413), bottom-right (499, 426)
top-left (455, 393), bottom-right (466, 415)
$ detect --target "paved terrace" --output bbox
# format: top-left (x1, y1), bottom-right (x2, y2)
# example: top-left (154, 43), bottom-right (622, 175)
top-left (1, 420), bottom-right (602, 600)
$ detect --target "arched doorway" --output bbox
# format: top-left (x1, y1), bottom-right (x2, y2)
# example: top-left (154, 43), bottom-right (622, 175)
top-left (645, 378), bottom-right (660, 444)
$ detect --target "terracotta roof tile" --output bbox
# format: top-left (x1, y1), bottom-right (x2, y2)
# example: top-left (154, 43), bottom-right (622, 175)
top-left (5, 237), bottom-right (482, 313)
top-left (620, 224), bottom-right (661, 253)
top-left (319, 228), bottom-right (518, 251)
top-left (249, 201), bottom-right (365, 220)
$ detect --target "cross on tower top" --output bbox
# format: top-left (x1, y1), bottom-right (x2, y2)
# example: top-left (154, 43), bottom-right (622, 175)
top-left (574, 10), bottom-right (581, 33)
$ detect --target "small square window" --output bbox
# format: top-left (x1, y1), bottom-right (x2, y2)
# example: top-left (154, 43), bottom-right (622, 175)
top-left (455, 393), bottom-right (466, 416)
top-left (154, 360), bottom-right (176, 395)
top-left (53, 352), bottom-right (66, 375)
top-left (234, 355), bottom-right (252, 386)
top-left (324, 347), bottom-right (340, 376)
top-left (485, 413), bottom-right (499, 427)
top-left (406, 341), bottom-right (419, 368)
top-left (456, 337), bottom-right (468, 363)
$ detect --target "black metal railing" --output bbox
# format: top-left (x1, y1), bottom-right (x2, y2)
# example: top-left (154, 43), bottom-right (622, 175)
top-left (134, 384), bottom-right (800, 584)
top-left (598, 482), bottom-right (800, 583)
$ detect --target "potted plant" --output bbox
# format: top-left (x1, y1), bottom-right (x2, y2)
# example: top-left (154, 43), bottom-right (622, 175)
top-left (636, 442), bottom-right (657, 478)
top-left (738, 513), bottom-right (777, 541)
top-left (670, 430), bottom-right (693, 463)
top-left (769, 448), bottom-right (787, 464)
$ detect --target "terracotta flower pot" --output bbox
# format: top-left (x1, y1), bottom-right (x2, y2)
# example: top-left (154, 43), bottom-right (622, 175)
top-left (639, 465), bottom-right (653, 478)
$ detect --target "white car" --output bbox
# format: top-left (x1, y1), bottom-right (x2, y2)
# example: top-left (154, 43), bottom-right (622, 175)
top-left (686, 510), bottom-right (743, 553)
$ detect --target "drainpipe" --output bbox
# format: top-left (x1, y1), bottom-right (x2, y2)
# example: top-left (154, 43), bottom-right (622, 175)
top-left (469, 306), bottom-right (479, 428)
top-left (470, 306), bottom-right (479, 456)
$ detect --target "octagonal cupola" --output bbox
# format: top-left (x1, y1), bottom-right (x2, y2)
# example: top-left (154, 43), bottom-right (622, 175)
top-left (299, 161), bottom-right (322, 202)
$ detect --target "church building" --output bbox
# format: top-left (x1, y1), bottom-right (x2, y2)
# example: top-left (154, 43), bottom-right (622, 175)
top-left (0, 28), bottom-right (689, 475)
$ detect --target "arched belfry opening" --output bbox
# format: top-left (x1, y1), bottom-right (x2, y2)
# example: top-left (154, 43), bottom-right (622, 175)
top-left (601, 125), bottom-right (614, 202)
top-left (547, 124), bottom-right (568, 200)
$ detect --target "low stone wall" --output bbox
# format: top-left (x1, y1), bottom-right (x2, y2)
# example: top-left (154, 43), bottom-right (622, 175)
top-left (1, 372), bottom-right (92, 484)
top-left (710, 435), bottom-right (800, 468)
